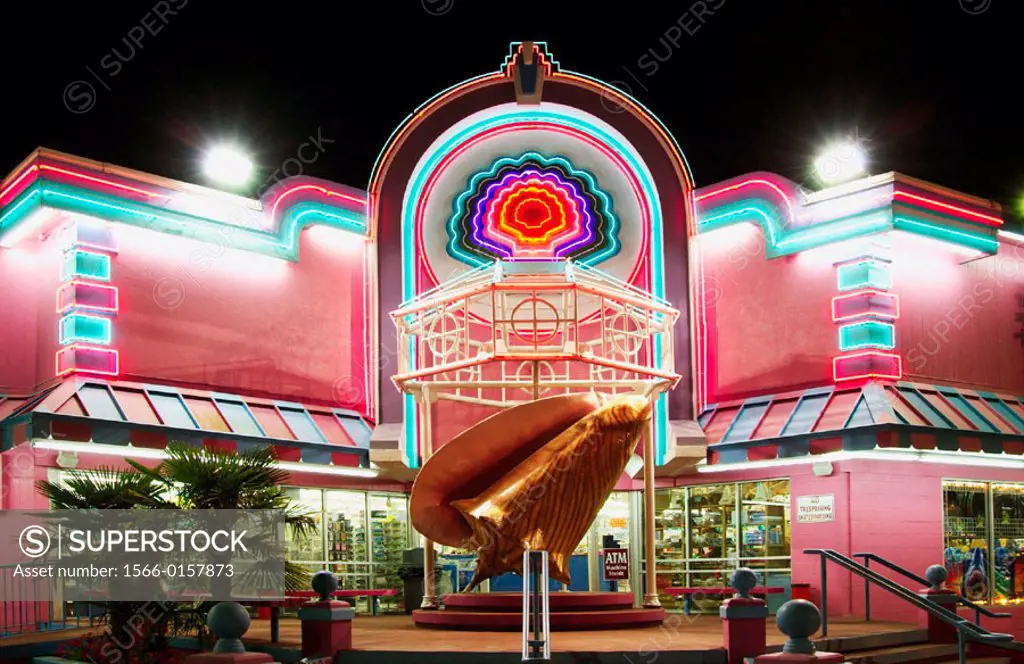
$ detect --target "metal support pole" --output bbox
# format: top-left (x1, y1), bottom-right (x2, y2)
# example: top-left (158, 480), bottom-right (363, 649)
top-left (957, 628), bottom-right (966, 664)
top-left (864, 557), bottom-right (871, 622)
top-left (522, 550), bottom-right (551, 662)
top-left (642, 414), bottom-right (661, 608)
top-left (820, 555), bottom-right (828, 637)
top-left (420, 391), bottom-right (439, 609)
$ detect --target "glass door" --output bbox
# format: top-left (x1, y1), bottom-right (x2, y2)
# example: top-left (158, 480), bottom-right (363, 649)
top-left (591, 492), bottom-right (632, 592)
top-left (653, 488), bottom-right (687, 607)
top-left (687, 483), bottom-right (738, 613)
top-left (740, 480), bottom-right (791, 612)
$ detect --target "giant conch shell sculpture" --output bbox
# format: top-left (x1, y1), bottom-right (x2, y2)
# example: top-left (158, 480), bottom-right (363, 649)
top-left (410, 392), bottom-right (651, 589)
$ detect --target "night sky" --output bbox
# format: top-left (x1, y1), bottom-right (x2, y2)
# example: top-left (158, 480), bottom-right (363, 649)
top-left (4, 0), bottom-right (1021, 225)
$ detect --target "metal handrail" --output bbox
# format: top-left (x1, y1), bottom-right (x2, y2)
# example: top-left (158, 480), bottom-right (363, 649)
top-left (522, 550), bottom-right (551, 662)
top-left (852, 552), bottom-right (1012, 625)
top-left (805, 549), bottom-right (1015, 664)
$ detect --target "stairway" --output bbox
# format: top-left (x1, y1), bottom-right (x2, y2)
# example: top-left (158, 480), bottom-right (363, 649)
top-left (812, 628), bottom-right (1017, 664)
top-left (411, 591), bottom-right (665, 631)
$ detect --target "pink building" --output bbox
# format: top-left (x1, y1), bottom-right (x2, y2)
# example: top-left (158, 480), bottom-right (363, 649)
top-left (2, 41), bottom-right (1023, 638)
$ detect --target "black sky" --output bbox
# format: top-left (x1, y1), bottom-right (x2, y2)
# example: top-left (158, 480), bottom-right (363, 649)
top-left (3, 0), bottom-right (1021, 223)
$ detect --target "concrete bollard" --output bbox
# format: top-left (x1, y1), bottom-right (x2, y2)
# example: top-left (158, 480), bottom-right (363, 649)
top-left (721, 568), bottom-right (769, 664)
top-left (754, 599), bottom-right (845, 664)
top-left (184, 601), bottom-right (274, 664)
top-left (298, 571), bottom-right (354, 658)
top-left (917, 565), bottom-right (959, 644)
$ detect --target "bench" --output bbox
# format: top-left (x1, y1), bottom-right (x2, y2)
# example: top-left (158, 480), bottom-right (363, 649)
top-left (240, 589), bottom-right (400, 643)
top-left (288, 589), bottom-right (400, 617)
top-left (663, 586), bottom-right (785, 615)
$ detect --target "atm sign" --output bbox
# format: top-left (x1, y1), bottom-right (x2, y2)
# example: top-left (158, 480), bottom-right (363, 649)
top-left (603, 548), bottom-right (629, 580)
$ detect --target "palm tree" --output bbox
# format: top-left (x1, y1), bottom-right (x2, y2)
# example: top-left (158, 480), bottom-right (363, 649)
top-left (37, 469), bottom-right (173, 650)
top-left (125, 443), bottom-right (317, 590)
top-left (37, 443), bottom-right (318, 651)
top-left (38, 467), bottom-right (166, 510)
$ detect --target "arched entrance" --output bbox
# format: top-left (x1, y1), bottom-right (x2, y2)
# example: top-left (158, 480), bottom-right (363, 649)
top-left (368, 42), bottom-right (700, 472)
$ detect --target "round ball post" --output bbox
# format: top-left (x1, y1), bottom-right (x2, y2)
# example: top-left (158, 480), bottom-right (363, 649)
top-left (312, 570), bottom-right (339, 602)
top-left (730, 567), bottom-right (758, 599)
top-left (207, 602), bottom-right (251, 654)
top-left (775, 599), bottom-right (822, 655)
top-left (924, 565), bottom-right (948, 591)
top-left (721, 567), bottom-right (769, 664)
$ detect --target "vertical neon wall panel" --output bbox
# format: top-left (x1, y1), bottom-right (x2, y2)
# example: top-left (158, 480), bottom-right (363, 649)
top-left (57, 281), bottom-right (119, 314)
top-left (837, 260), bottom-right (892, 291)
top-left (61, 221), bottom-right (119, 254)
top-left (833, 352), bottom-right (902, 381)
top-left (56, 345), bottom-right (119, 376)
top-left (831, 290), bottom-right (900, 322)
top-left (830, 235), bottom-right (900, 382)
top-left (59, 313), bottom-right (112, 345)
top-left (838, 320), bottom-right (896, 350)
top-left (56, 221), bottom-right (118, 378)
top-left (62, 249), bottom-right (111, 281)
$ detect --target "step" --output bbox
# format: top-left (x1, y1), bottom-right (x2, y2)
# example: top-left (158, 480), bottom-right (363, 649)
top-left (412, 607), bottom-right (666, 631)
top-left (441, 591), bottom-right (633, 613)
top-left (843, 643), bottom-right (960, 664)
top-left (814, 629), bottom-right (928, 653)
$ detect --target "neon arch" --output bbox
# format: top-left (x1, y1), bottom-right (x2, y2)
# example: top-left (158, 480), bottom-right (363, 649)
top-left (395, 111), bottom-right (672, 467)
top-left (368, 41), bottom-right (696, 231)
top-left (367, 43), bottom-right (697, 468)
top-left (402, 109), bottom-right (665, 302)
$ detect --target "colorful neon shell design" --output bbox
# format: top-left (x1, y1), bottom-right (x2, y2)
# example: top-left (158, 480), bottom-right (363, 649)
top-left (447, 153), bottom-right (619, 266)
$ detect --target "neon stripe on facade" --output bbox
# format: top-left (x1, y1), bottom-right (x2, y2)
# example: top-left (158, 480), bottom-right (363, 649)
top-left (399, 111), bottom-right (669, 467)
top-left (0, 161), bottom-right (370, 257)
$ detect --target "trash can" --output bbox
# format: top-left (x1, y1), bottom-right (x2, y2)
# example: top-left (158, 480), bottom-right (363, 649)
top-left (399, 547), bottom-right (425, 614)
top-left (790, 582), bottom-right (812, 601)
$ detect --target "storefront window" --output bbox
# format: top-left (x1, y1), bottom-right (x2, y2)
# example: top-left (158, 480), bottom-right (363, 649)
top-left (741, 480), bottom-right (790, 567)
top-left (280, 488), bottom-right (411, 613)
top-left (943, 480), bottom-right (1024, 605)
top-left (436, 541), bottom-right (476, 594)
top-left (653, 488), bottom-right (687, 604)
top-left (943, 481), bottom-right (991, 602)
top-left (369, 494), bottom-right (409, 594)
top-left (654, 480), bottom-right (791, 612)
top-left (325, 490), bottom-right (369, 590)
top-left (462, 491), bottom-right (635, 594)
top-left (689, 483), bottom-right (737, 561)
top-left (284, 488), bottom-right (324, 565)
top-left (594, 492), bottom-right (632, 593)
top-left (992, 484), bottom-right (1024, 603)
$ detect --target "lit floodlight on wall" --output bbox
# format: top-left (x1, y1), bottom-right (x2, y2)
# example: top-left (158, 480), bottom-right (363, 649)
top-left (814, 140), bottom-right (868, 186)
top-left (202, 145), bottom-right (253, 187)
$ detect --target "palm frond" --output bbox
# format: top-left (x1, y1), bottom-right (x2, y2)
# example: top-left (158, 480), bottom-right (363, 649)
top-left (37, 442), bottom-right (324, 622)
top-left (285, 562), bottom-right (317, 592)
top-left (139, 443), bottom-right (290, 510)
top-left (36, 466), bottom-right (163, 509)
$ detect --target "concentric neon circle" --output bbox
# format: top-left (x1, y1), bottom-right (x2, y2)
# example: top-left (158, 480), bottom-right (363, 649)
top-left (448, 152), bottom-right (619, 266)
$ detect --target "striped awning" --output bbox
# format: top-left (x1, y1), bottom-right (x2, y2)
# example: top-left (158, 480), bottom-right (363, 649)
top-left (702, 381), bottom-right (1024, 465)
top-left (0, 379), bottom-right (373, 468)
